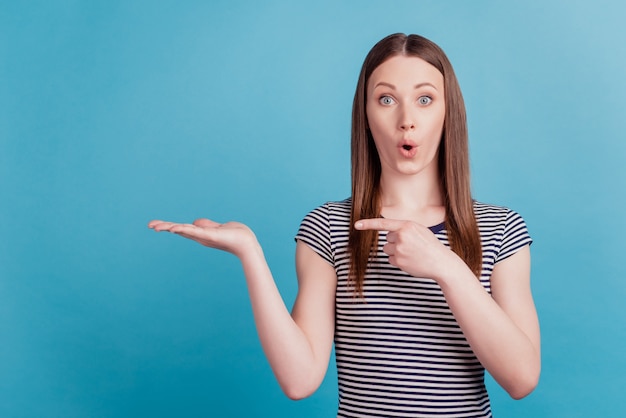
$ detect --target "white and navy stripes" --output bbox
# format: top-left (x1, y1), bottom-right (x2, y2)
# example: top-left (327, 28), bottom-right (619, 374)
top-left (295, 198), bottom-right (532, 418)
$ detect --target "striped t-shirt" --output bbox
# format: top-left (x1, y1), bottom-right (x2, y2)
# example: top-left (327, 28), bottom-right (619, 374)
top-left (295, 198), bottom-right (532, 418)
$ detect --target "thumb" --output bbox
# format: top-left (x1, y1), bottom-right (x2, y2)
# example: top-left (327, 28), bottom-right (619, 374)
top-left (193, 218), bottom-right (221, 228)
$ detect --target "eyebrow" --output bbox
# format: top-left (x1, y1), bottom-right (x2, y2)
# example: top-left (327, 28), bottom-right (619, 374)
top-left (373, 81), bottom-right (439, 90)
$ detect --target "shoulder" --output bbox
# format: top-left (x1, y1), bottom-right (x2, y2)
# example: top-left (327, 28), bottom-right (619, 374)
top-left (473, 200), bottom-right (528, 227)
top-left (473, 200), bottom-right (532, 262)
top-left (301, 198), bottom-right (352, 223)
top-left (296, 199), bottom-right (348, 243)
top-left (297, 198), bottom-right (351, 238)
top-left (473, 200), bottom-right (516, 217)
top-left (296, 198), bottom-right (351, 266)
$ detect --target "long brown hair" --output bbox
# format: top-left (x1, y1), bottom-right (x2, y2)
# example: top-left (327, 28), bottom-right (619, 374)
top-left (349, 33), bottom-right (482, 295)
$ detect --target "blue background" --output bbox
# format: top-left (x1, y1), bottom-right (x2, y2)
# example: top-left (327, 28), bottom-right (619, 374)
top-left (2, 1), bottom-right (625, 417)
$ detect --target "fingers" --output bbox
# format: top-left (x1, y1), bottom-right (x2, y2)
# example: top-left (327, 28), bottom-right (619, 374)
top-left (148, 220), bottom-right (164, 228)
top-left (148, 218), bottom-right (221, 232)
top-left (168, 226), bottom-right (200, 237)
top-left (354, 218), bottom-right (406, 231)
top-left (148, 221), bottom-right (180, 231)
top-left (193, 218), bottom-right (220, 228)
top-left (148, 220), bottom-right (196, 232)
top-left (382, 242), bottom-right (395, 256)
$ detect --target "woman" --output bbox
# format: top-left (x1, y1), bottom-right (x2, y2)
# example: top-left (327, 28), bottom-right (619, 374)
top-left (149, 33), bottom-right (540, 417)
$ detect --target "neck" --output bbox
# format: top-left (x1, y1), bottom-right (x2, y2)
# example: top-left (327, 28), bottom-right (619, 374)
top-left (378, 167), bottom-right (445, 225)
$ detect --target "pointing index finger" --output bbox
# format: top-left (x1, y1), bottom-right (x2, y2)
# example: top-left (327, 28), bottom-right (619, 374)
top-left (354, 218), bottom-right (405, 231)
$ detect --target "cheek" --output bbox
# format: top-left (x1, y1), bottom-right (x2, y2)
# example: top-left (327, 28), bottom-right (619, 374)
top-left (435, 106), bottom-right (446, 130)
top-left (366, 108), bottom-right (390, 137)
top-left (425, 109), bottom-right (446, 137)
top-left (367, 121), bottom-right (387, 149)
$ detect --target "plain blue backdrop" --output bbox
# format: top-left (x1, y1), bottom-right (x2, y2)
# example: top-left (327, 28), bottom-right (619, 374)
top-left (2, 1), bottom-right (625, 417)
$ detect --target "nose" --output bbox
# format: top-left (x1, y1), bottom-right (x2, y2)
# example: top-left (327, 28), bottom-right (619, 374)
top-left (400, 120), bottom-right (416, 131)
top-left (399, 106), bottom-right (416, 131)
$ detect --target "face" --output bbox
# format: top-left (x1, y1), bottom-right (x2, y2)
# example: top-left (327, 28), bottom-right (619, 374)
top-left (366, 55), bottom-right (445, 180)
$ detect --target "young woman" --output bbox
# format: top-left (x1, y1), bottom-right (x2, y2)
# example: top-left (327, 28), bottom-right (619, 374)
top-left (149, 33), bottom-right (540, 417)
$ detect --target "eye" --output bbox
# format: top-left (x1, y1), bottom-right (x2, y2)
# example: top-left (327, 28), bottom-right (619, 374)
top-left (418, 96), bottom-right (433, 106)
top-left (379, 95), bottom-right (395, 105)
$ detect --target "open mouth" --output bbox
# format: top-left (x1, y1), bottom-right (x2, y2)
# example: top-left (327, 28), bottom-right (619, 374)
top-left (399, 142), bottom-right (418, 157)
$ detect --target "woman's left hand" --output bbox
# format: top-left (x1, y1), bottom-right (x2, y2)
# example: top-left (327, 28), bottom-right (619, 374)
top-left (355, 218), bottom-right (461, 281)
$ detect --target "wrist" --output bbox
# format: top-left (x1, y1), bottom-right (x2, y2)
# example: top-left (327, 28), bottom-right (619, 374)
top-left (237, 237), bottom-right (265, 265)
top-left (434, 250), bottom-right (473, 287)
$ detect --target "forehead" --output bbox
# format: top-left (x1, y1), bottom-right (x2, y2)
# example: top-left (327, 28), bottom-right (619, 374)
top-left (368, 55), bottom-right (444, 90)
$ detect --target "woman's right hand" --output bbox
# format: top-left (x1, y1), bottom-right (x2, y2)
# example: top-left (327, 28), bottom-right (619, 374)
top-left (148, 218), bottom-right (258, 259)
top-left (148, 218), bottom-right (337, 398)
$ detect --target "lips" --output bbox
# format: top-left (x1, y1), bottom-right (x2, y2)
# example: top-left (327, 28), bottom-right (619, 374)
top-left (399, 140), bottom-right (418, 158)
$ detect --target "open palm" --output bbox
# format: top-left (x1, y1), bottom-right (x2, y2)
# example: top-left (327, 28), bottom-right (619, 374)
top-left (148, 218), bottom-right (257, 258)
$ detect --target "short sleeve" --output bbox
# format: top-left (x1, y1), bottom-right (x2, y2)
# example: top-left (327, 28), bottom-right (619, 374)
top-left (495, 209), bottom-right (533, 263)
top-left (295, 204), bottom-right (334, 266)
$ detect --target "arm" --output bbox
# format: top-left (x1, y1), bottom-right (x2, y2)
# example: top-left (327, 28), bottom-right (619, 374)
top-left (355, 218), bottom-right (540, 399)
top-left (148, 219), bottom-right (336, 399)
top-left (436, 245), bottom-right (540, 399)
top-left (288, 241), bottom-right (337, 398)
